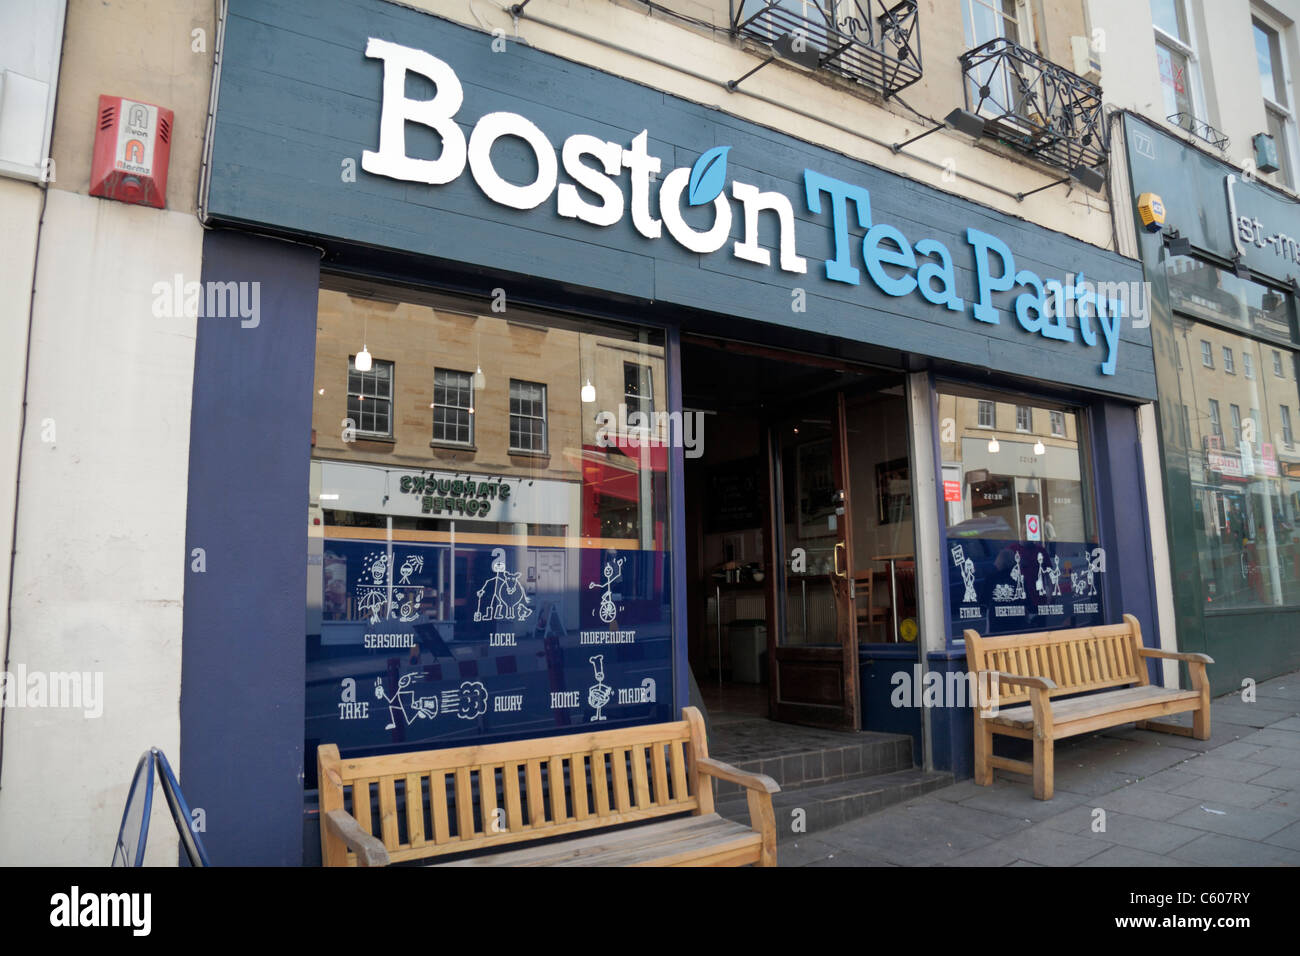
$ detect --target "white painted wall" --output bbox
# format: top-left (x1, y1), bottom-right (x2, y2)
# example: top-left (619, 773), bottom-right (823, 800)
top-left (0, 188), bottom-right (201, 865)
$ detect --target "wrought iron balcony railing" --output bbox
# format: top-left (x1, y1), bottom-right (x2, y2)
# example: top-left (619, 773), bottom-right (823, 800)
top-left (959, 37), bottom-right (1105, 173)
top-left (731, 0), bottom-right (922, 99)
top-left (1167, 112), bottom-right (1229, 151)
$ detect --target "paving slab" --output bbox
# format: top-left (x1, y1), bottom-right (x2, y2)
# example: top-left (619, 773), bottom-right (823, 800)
top-left (1165, 803), bottom-right (1298, 841)
top-left (1169, 831), bottom-right (1300, 866)
top-left (1172, 753), bottom-right (1277, 782)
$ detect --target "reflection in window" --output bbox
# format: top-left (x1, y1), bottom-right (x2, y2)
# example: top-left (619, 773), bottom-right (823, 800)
top-left (939, 388), bottom-right (1103, 638)
top-left (305, 285), bottom-right (673, 771)
top-left (1201, 340), bottom-right (1214, 367)
top-left (623, 362), bottom-right (653, 422)
top-left (1168, 263), bottom-right (1300, 610)
top-left (1223, 347), bottom-right (1235, 374)
top-left (977, 400), bottom-right (995, 428)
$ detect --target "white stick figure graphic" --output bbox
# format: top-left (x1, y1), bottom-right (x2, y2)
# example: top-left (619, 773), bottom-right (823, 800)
top-left (1049, 555), bottom-right (1062, 597)
top-left (398, 554), bottom-right (423, 585)
top-left (474, 548), bottom-right (534, 622)
top-left (588, 557), bottom-right (625, 623)
top-left (374, 673), bottom-right (438, 730)
top-left (588, 655), bottom-right (612, 722)
top-left (1035, 552), bottom-right (1047, 597)
top-left (1010, 552), bottom-right (1026, 601)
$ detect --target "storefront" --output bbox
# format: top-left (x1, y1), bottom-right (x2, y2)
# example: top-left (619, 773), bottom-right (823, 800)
top-left (1121, 114), bottom-right (1300, 695)
top-left (184, 0), bottom-right (1160, 864)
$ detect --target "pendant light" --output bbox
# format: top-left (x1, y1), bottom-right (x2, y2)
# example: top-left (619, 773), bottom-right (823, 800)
top-left (473, 365), bottom-right (486, 390)
top-left (355, 307), bottom-right (372, 371)
top-left (1033, 439), bottom-right (1046, 455)
top-left (987, 435), bottom-right (1000, 453)
top-left (581, 379), bottom-right (596, 403)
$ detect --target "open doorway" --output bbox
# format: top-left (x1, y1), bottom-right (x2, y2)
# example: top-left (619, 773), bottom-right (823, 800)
top-left (681, 337), bottom-right (916, 735)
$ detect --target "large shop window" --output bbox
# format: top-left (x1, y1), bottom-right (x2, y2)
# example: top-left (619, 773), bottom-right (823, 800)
top-left (1166, 255), bottom-right (1300, 609)
top-left (938, 386), bottom-right (1105, 638)
top-left (305, 284), bottom-right (673, 778)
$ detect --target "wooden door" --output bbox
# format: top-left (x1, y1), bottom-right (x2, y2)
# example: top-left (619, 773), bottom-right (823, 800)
top-left (769, 391), bottom-right (861, 729)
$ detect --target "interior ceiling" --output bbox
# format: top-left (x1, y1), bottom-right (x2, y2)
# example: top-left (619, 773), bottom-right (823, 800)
top-left (680, 341), bottom-right (899, 414)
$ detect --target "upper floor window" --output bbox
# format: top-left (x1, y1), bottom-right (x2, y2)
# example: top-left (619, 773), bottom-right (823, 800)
top-left (1275, 349), bottom-right (1286, 377)
top-left (1283, 404), bottom-right (1295, 446)
top-left (1201, 340), bottom-right (1214, 367)
top-left (1244, 351), bottom-right (1256, 379)
top-left (1050, 410), bottom-right (1066, 437)
top-left (347, 356), bottom-right (393, 439)
top-left (977, 399), bottom-right (995, 428)
top-left (509, 379), bottom-right (548, 454)
top-left (1015, 405), bottom-right (1032, 432)
top-left (1223, 346), bottom-right (1236, 374)
top-left (1255, 15), bottom-right (1297, 189)
top-left (1230, 403), bottom-right (1243, 444)
top-left (624, 362), bottom-right (654, 422)
top-left (433, 368), bottom-right (474, 446)
top-left (1154, 0), bottom-right (1200, 123)
top-left (1208, 398), bottom-right (1223, 440)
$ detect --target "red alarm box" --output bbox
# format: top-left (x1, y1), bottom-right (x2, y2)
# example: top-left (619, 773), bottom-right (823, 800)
top-left (89, 95), bottom-right (173, 209)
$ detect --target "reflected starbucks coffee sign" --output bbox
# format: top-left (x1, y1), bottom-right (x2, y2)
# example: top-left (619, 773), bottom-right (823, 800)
top-left (399, 470), bottom-right (512, 518)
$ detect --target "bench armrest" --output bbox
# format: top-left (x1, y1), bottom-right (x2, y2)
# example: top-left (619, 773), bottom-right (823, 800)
top-left (988, 671), bottom-right (1057, 691)
top-left (322, 809), bottom-right (390, 867)
top-left (1136, 648), bottom-right (1215, 665)
top-left (696, 757), bottom-right (780, 794)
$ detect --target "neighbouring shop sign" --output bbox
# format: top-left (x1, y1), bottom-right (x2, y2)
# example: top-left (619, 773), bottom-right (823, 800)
top-left (398, 469), bottom-right (512, 517)
top-left (359, 38), bottom-right (1132, 377)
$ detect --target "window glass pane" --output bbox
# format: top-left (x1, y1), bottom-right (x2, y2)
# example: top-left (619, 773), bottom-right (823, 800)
top-left (1170, 310), bottom-right (1300, 609)
top-left (1156, 40), bottom-right (1194, 118)
top-left (1266, 106), bottom-right (1293, 188)
top-left (306, 287), bottom-right (673, 774)
top-left (1152, 0), bottom-right (1188, 42)
top-left (939, 389), bottom-right (1103, 637)
top-left (1166, 255), bottom-right (1294, 344)
top-left (1256, 20), bottom-right (1287, 104)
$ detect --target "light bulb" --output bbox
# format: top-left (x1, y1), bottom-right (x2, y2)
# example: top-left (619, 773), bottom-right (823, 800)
top-left (988, 435), bottom-right (1000, 453)
top-left (581, 379), bottom-right (596, 403)
top-left (354, 347), bottom-right (372, 372)
top-left (1033, 439), bottom-right (1045, 455)
top-left (472, 366), bottom-right (486, 390)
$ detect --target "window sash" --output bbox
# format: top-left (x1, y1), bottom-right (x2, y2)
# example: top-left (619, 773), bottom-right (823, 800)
top-left (433, 369), bottom-right (474, 445)
top-left (347, 358), bottom-right (394, 437)
top-left (508, 379), bottom-right (548, 453)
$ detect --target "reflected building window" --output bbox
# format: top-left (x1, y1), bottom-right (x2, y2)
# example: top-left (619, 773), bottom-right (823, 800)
top-left (348, 357), bottom-right (393, 439)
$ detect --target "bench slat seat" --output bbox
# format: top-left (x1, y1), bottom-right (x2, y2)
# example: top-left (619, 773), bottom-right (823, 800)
top-left (986, 685), bottom-right (1201, 733)
top-left (440, 813), bottom-right (760, 867)
top-left (318, 706), bottom-right (779, 866)
top-left (966, 614), bottom-right (1213, 800)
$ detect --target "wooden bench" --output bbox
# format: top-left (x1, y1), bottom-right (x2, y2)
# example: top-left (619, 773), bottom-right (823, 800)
top-left (965, 614), bottom-right (1214, 800)
top-left (317, 706), bottom-right (779, 866)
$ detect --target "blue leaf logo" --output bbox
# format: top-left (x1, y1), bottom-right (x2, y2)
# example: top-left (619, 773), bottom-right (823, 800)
top-left (688, 146), bottom-right (731, 206)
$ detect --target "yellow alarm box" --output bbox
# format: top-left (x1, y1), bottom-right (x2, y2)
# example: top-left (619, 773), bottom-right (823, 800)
top-left (1137, 192), bottom-right (1166, 232)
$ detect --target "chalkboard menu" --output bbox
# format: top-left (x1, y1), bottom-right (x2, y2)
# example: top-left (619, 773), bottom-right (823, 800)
top-left (706, 457), bottom-right (764, 532)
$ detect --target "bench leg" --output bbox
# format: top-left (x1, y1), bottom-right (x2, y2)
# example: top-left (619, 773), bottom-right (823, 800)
top-left (1032, 736), bottom-right (1054, 801)
top-left (973, 719), bottom-right (993, 786)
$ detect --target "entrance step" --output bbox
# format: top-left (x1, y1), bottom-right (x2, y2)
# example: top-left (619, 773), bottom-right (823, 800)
top-left (714, 768), bottom-right (954, 842)
top-left (706, 718), bottom-right (914, 796)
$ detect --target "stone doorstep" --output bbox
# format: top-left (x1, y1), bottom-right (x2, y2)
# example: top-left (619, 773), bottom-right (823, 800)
top-left (714, 768), bottom-right (954, 843)
top-left (708, 733), bottom-right (915, 798)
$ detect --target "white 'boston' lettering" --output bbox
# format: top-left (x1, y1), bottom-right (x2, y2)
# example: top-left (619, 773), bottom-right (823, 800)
top-left (361, 37), bottom-right (467, 185)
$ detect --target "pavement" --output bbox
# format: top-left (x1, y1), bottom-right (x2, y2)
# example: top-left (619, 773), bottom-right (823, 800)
top-left (781, 671), bottom-right (1300, 866)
